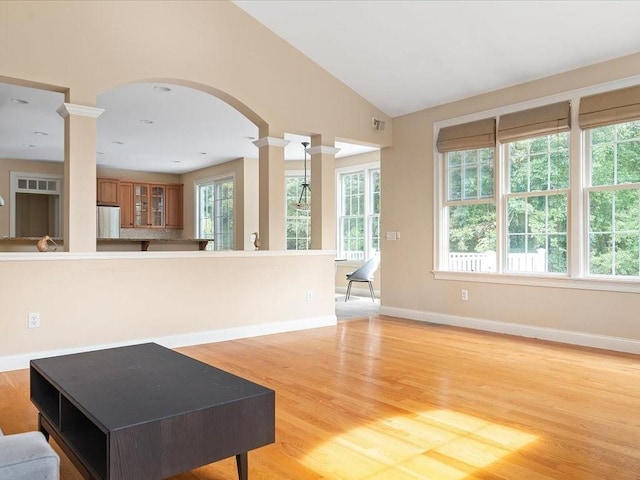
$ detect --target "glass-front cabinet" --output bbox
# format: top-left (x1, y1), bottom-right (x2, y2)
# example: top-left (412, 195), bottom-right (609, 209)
top-left (134, 184), bottom-right (165, 227)
top-left (150, 185), bottom-right (165, 227)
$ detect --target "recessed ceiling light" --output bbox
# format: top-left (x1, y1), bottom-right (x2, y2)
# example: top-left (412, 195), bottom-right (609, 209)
top-left (153, 86), bottom-right (171, 93)
top-left (112, 141), bottom-right (124, 145)
top-left (199, 152), bottom-right (207, 155)
top-left (140, 119), bottom-right (154, 124)
top-left (97, 152), bottom-right (104, 155)
top-left (172, 160), bottom-right (181, 163)
top-left (34, 131), bottom-right (48, 136)
top-left (22, 144), bottom-right (36, 148)
top-left (11, 99), bottom-right (28, 104)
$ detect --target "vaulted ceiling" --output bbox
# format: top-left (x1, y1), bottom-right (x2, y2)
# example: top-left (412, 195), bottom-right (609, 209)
top-left (3, 1), bottom-right (640, 173)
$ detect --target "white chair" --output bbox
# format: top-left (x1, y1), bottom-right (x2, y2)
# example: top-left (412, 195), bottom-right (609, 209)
top-left (345, 254), bottom-right (380, 302)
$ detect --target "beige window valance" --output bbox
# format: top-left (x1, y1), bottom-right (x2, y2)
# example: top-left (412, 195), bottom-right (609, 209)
top-left (579, 84), bottom-right (640, 129)
top-left (436, 118), bottom-right (495, 153)
top-left (498, 101), bottom-right (571, 143)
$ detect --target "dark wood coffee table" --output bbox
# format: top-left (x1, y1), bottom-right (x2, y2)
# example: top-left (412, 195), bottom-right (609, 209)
top-left (30, 343), bottom-right (275, 479)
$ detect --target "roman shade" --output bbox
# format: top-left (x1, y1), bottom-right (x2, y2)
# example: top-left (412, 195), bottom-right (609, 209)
top-left (579, 84), bottom-right (640, 129)
top-left (498, 101), bottom-right (571, 143)
top-left (436, 118), bottom-right (495, 153)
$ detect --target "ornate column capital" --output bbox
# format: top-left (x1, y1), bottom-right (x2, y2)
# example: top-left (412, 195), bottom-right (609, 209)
top-left (56, 103), bottom-right (104, 119)
top-left (307, 145), bottom-right (341, 156)
top-left (252, 137), bottom-right (290, 148)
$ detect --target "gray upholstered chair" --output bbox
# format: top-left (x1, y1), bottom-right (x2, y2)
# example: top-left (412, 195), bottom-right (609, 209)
top-left (0, 427), bottom-right (59, 480)
top-left (345, 253), bottom-right (380, 302)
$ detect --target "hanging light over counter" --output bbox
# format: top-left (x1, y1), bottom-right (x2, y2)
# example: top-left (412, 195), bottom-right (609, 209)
top-left (293, 141), bottom-right (311, 211)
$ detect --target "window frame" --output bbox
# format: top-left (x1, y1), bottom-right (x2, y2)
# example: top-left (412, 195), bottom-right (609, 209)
top-left (336, 161), bottom-right (380, 264)
top-left (433, 75), bottom-right (640, 293)
top-left (583, 123), bottom-right (640, 277)
top-left (285, 171), bottom-right (312, 250)
top-left (10, 171), bottom-right (63, 238)
top-left (502, 132), bottom-right (571, 275)
top-left (442, 147), bottom-right (497, 272)
top-left (194, 173), bottom-right (235, 251)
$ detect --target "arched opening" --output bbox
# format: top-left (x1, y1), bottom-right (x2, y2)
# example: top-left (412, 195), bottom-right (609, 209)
top-left (95, 80), bottom-right (261, 251)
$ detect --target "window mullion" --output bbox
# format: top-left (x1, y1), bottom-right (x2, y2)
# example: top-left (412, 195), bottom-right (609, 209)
top-left (570, 99), bottom-right (585, 278)
top-left (496, 142), bottom-right (506, 273)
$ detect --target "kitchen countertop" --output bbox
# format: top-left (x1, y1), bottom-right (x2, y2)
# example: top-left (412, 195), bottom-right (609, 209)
top-left (98, 238), bottom-right (212, 251)
top-left (0, 237), bottom-right (212, 251)
top-left (0, 237), bottom-right (64, 241)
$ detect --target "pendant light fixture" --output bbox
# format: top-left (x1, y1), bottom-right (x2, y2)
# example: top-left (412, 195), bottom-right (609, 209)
top-left (293, 141), bottom-right (311, 211)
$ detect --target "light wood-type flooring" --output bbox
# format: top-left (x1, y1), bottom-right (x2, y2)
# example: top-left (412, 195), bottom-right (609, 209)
top-left (2, 316), bottom-right (640, 479)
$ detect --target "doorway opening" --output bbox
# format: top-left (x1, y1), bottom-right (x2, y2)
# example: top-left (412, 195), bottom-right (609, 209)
top-left (10, 172), bottom-right (62, 238)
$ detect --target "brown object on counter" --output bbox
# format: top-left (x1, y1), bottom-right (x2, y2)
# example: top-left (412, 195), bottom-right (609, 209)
top-left (36, 235), bottom-right (57, 252)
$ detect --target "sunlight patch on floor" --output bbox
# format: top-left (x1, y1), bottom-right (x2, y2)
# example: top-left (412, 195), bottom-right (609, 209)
top-left (301, 409), bottom-right (537, 479)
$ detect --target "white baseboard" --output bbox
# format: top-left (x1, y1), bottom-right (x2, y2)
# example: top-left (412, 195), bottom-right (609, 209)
top-left (379, 306), bottom-right (640, 354)
top-left (0, 315), bottom-right (337, 373)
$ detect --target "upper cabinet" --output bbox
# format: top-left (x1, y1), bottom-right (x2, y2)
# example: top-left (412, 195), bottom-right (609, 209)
top-left (119, 182), bottom-right (134, 228)
top-left (96, 178), bottom-right (119, 206)
top-left (165, 184), bottom-right (184, 229)
top-left (100, 178), bottom-right (183, 229)
top-left (134, 183), bottom-right (165, 228)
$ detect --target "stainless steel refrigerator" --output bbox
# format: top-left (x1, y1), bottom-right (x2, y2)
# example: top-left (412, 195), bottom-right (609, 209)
top-left (97, 206), bottom-right (121, 238)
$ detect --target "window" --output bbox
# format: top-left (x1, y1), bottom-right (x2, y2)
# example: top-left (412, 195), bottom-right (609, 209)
top-left (286, 176), bottom-right (311, 250)
top-left (445, 148), bottom-right (496, 272)
top-left (439, 118), bottom-right (497, 272)
top-left (196, 176), bottom-right (234, 250)
top-left (586, 120), bottom-right (640, 276)
top-left (436, 83), bottom-right (640, 289)
top-left (505, 133), bottom-right (569, 273)
top-left (338, 165), bottom-right (380, 261)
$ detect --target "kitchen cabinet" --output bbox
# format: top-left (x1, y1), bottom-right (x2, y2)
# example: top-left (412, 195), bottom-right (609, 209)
top-left (99, 177), bottom-right (183, 229)
top-left (134, 183), bottom-right (165, 228)
top-left (119, 182), bottom-right (134, 228)
top-left (97, 178), bottom-right (119, 205)
top-left (165, 184), bottom-right (184, 229)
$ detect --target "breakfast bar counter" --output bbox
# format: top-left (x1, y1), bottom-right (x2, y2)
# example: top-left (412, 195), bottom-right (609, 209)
top-left (0, 237), bottom-right (212, 252)
top-left (97, 238), bottom-right (212, 251)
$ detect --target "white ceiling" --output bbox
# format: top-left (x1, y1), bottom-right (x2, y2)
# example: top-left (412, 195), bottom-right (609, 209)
top-left (4, 1), bottom-right (640, 173)
top-left (235, 0), bottom-right (640, 117)
top-left (0, 82), bottom-right (377, 174)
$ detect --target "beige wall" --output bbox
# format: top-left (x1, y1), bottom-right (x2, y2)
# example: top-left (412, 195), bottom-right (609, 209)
top-left (97, 167), bottom-right (181, 185)
top-left (5, 0), bottom-right (640, 367)
top-left (0, 0), bottom-right (392, 368)
top-left (0, 1), bottom-right (391, 144)
top-left (381, 52), bottom-right (640, 344)
top-left (0, 252), bottom-right (335, 368)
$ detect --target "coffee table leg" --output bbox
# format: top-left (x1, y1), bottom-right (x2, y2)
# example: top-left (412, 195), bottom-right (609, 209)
top-left (236, 452), bottom-right (248, 480)
top-left (37, 414), bottom-right (49, 441)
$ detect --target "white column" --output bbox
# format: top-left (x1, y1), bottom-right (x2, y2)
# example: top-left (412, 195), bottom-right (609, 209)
top-left (253, 135), bottom-right (289, 250)
top-left (309, 136), bottom-right (340, 250)
top-left (57, 103), bottom-right (104, 252)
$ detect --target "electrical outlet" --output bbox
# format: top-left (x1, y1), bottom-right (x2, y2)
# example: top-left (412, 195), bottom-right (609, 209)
top-left (306, 290), bottom-right (313, 302)
top-left (28, 312), bottom-right (41, 328)
top-left (461, 290), bottom-right (468, 301)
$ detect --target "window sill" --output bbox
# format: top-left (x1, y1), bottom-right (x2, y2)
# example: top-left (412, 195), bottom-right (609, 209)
top-left (433, 270), bottom-right (640, 294)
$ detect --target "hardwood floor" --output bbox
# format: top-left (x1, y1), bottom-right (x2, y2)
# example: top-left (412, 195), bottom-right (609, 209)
top-left (2, 315), bottom-right (640, 479)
